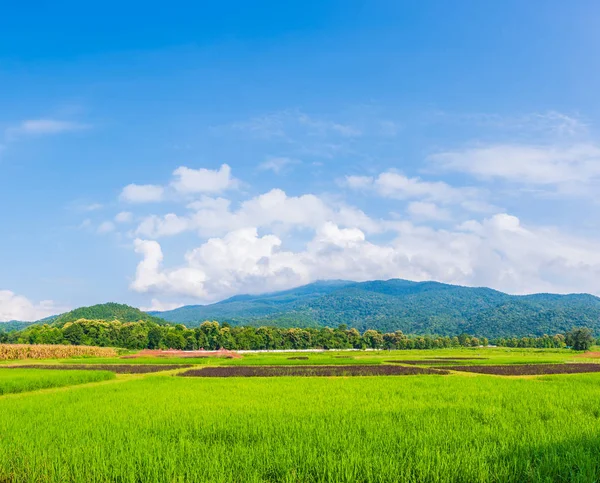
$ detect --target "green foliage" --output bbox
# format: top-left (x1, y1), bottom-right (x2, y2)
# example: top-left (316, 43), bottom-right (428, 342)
top-left (0, 321), bottom-right (36, 333)
top-left (52, 303), bottom-right (165, 327)
top-left (566, 327), bottom-right (595, 351)
top-left (5, 318), bottom-right (584, 351)
top-left (154, 280), bottom-right (600, 337)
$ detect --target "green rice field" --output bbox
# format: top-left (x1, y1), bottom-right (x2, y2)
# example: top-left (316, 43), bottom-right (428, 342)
top-left (0, 368), bottom-right (115, 396)
top-left (1, 347), bottom-right (600, 482)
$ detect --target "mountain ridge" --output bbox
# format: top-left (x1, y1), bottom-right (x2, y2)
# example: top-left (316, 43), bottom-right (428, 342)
top-left (151, 279), bottom-right (600, 338)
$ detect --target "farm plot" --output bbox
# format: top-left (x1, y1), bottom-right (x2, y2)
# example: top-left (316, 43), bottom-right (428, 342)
top-left (0, 369), bottom-right (115, 395)
top-left (386, 359), bottom-right (482, 365)
top-left (3, 373), bottom-right (600, 481)
top-left (6, 364), bottom-right (192, 374)
top-left (179, 365), bottom-right (447, 377)
top-left (445, 363), bottom-right (600, 375)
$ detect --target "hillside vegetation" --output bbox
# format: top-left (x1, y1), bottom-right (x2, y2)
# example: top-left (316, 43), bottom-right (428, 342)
top-left (153, 279), bottom-right (600, 338)
top-left (52, 302), bottom-right (165, 327)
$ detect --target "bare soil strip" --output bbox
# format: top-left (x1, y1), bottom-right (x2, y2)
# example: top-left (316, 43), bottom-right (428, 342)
top-left (444, 363), bottom-right (600, 376)
top-left (3, 364), bottom-right (192, 374)
top-left (179, 365), bottom-right (448, 377)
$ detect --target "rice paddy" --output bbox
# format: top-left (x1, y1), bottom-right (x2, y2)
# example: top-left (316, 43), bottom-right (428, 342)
top-left (5, 364), bottom-right (192, 373)
top-left (0, 368), bottom-right (115, 395)
top-left (2, 346), bottom-right (600, 481)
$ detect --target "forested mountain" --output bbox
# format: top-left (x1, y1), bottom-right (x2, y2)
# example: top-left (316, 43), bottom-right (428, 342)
top-left (153, 279), bottom-right (600, 338)
top-left (0, 321), bottom-right (37, 332)
top-left (52, 302), bottom-right (165, 327)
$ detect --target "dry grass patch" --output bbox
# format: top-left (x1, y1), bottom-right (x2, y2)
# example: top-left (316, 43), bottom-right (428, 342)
top-left (0, 344), bottom-right (116, 361)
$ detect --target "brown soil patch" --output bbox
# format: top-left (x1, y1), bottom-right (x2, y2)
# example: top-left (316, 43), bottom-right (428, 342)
top-left (577, 352), bottom-right (600, 358)
top-left (179, 365), bottom-right (447, 377)
top-left (287, 356), bottom-right (309, 360)
top-left (386, 359), bottom-right (473, 365)
top-left (445, 363), bottom-right (600, 376)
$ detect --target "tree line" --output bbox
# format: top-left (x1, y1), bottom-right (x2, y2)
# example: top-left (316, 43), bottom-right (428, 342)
top-left (0, 319), bottom-right (594, 351)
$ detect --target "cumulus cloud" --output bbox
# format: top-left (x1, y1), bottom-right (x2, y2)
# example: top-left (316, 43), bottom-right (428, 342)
top-left (135, 189), bottom-right (383, 239)
top-left (171, 164), bottom-right (238, 194)
top-left (130, 215), bottom-right (600, 302)
top-left (0, 290), bottom-right (68, 322)
top-left (120, 184), bottom-right (164, 203)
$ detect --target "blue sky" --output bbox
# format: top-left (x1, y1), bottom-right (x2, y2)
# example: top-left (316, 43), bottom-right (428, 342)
top-left (2, 0), bottom-right (600, 320)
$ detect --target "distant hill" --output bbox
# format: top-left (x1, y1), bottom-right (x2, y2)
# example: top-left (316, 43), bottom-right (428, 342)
top-left (52, 302), bottom-right (165, 327)
top-left (152, 279), bottom-right (600, 338)
top-left (0, 320), bottom-right (38, 332)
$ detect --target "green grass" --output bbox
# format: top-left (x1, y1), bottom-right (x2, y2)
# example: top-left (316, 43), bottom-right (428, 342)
top-left (1, 369), bottom-right (600, 481)
top-left (1, 347), bottom-right (599, 482)
top-left (0, 368), bottom-right (115, 395)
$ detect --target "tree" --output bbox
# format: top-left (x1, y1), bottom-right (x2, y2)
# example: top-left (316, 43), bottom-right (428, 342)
top-left (565, 327), bottom-right (594, 351)
top-left (63, 323), bottom-right (85, 345)
top-left (147, 325), bottom-right (163, 349)
top-left (362, 330), bottom-right (383, 349)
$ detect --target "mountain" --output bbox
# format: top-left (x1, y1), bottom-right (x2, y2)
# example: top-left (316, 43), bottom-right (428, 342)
top-left (153, 279), bottom-right (600, 338)
top-left (0, 320), bottom-right (38, 332)
top-left (52, 302), bottom-right (165, 327)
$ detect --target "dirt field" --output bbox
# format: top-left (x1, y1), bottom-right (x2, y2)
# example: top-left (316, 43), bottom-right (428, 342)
top-left (445, 363), bottom-right (600, 375)
top-left (179, 365), bottom-right (447, 377)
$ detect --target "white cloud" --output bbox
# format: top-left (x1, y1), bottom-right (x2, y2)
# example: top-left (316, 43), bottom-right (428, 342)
top-left (115, 211), bottom-right (133, 223)
top-left (345, 175), bottom-right (374, 189)
top-left (258, 157), bottom-right (297, 173)
top-left (97, 221), bottom-right (116, 234)
top-left (171, 164), bottom-right (238, 194)
top-left (344, 171), bottom-right (491, 212)
top-left (130, 214), bottom-right (600, 302)
top-left (139, 299), bottom-right (184, 312)
top-left (407, 202), bottom-right (452, 221)
top-left (120, 184), bottom-right (164, 203)
top-left (430, 143), bottom-right (600, 189)
top-left (0, 290), bottom-right (68, 322)
top-left (6, 119), bottom-right (89, 138)
top-left (135, 189), bottom-right (383, 239)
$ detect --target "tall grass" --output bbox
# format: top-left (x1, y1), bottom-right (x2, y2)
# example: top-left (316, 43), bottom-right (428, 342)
top-left (1, 372), bottom-right (600, 481)
top-left (0, 369), bottom-right (115, 395)
top-left (0, 344), bottom-right (117, 360)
